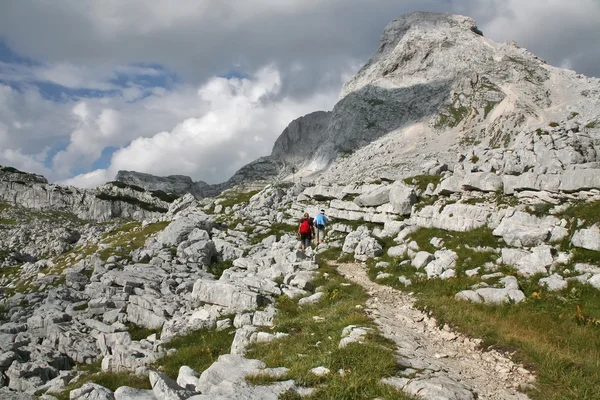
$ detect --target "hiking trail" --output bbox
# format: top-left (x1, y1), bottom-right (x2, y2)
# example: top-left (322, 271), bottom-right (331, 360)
top-left (336, 262), bottom-right (534, 400)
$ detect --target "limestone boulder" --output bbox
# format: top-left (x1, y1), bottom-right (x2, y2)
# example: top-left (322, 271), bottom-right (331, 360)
top-left (388, 182), bottom-right (417, 215)
top-left (571, 225), bottom-right (600, 251)
top-left (354, 237), bottom-right (383, 261)
top-left (353, 185), bottom-right (391, 207)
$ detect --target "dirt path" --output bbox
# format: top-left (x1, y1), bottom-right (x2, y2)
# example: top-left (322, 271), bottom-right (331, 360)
top-left (337, 262), bottom-right (534, 400)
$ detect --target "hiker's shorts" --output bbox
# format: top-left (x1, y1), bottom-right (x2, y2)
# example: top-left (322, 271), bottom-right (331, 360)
top-left (316, 227), bottom-right (325, 242)
top-left (300, 233), bottom-right (311, 248)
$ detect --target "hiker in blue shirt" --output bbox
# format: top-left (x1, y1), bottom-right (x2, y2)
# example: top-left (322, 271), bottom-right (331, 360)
top-left (314, 209), bottom-right (329, 244)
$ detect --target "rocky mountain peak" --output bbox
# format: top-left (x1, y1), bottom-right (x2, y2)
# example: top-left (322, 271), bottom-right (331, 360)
top-left (115, 170), bottom-right (219, 198)
top-left (341, 12), bottom-right (481, 98)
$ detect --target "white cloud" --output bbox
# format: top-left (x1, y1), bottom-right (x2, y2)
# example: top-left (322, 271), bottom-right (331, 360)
top-left (0, 148), bottom-right (53, 178)
top-left (2, 1), bottom-right (600, 189)
top-left (64, 64), bottom-right (339, 187)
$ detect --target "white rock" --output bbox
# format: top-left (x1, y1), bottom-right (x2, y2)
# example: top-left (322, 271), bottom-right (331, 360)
top-left (539, 274), bottom-right (568, 291)
top-left (70, 383), bottom-right (114, 400)
top-left (310, 366), bottom-right (330, 377)
top-left (571, 225), bottom-right (600, 251)
top-left (387, 245), bottom-right (408, 258)
top-left (176, 366), bottom-right (199, 392)
top-left (389, 182), bottom-right (417, 215)
top-left (412, 251), bottom-right (434, 269)
top-left (114, 386), bottom-right (157, 400)
top-left (298, 292), bottom-right (325, 306)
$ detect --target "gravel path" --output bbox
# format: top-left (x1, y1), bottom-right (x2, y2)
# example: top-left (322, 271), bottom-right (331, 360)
top-left (337, 262), bottom-right (534, 400)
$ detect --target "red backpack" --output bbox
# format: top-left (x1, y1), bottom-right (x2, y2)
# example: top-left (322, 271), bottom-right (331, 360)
top-left (299, 219), bottom-right (311, 234)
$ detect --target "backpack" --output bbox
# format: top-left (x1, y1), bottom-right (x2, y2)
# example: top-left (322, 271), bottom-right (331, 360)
top-left (299, 219), bottom-right (311, 234)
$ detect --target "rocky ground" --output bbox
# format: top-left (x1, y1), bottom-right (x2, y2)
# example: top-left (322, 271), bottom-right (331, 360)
top-left (1, 11), bottom-right (600, 399)
top-left (1, 168), bottom-right (599, 399)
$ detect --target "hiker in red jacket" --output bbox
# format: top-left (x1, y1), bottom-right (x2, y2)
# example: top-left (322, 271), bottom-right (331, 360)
top-left (298, 212), bottom-right (315, 250)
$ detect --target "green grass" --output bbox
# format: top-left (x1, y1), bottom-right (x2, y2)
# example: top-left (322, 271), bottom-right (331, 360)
top-left (250, 222), bottom-right (297, 245)
top-left (217, 190), bottom-right (261, 208)
top-left (150, 190), bottom-right (179, 203)
top-left (434, 105), bottom-right (470, 129)
top-left (402, 175), bottom-right (442, 191)
top-left (557, 200), bottom-right (600, 228)
top-left (95, 193), bottom-right (168, 213)
top-left (154, 327), bottom-right (236, 380)
top-left (0, 218), bottom-right (17, 225)
top-left (107, 181), bottom-right (145, 192)
top-left (585, 120), bottom-right (598, 129)
top-left (369, 226), bottom-right (600, 400)
top-left (0, 201), bottom-right (11, 212)
top-left (208, 260), bottom-right (233, 279)
top-left (329, 218), bottom-right (383, 232)
top-left (55, 360), bottom-right (151, 400)
top-left (0, 166), bottom-right (26, 174)
top-left (99, 221), bottom-right (170, 261)
top-left (483, 101), bottom-right (499, 119)
top-left (549, 122), bottom-right (560, 127)
top-left (526, 202), bottom-right (555, 217)
top-left (245, 262), bottom-right (410, 399)
top-left (126, 323), bottom-right (161, 341)
top-left (56, 327), bottom-right (235, 399)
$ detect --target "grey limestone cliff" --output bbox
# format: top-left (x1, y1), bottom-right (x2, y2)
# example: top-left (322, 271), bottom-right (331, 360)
top-left (116, 170), bottom-right (219, 198)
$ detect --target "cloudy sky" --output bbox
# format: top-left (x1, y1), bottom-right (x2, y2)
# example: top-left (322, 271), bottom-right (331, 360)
top-left (0, 0), bottom-right (599, 188)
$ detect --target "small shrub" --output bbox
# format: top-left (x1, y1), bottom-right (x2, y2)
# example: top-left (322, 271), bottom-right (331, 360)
top-left (0, 166), bottom-right (25, 174)
top-left (107, 181), bottom-right (145, 192)
top-left (150, 190), bottom-right (179, 203)
top-left (217, 190), bottom-right (261, 208)
top-left (155, 327), bottom-right (235, 379)
top-left (549, 122), bottom-right (560, 127)
top-left (208, 260), bottom-right (233, 279)
top-left (95, 193), bottom-right (168, 213)
top-left (126, 323), bottom-right (161, 341)
top-left (402, 175), bottom-right (442, 191)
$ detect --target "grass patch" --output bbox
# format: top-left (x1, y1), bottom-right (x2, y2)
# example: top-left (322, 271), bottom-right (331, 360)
top-left (407, 227), bottom-right (500, 274)
top-left (107, 181), bottom-right (145, 192)
top-left (95, 193), bottom-right (168, 213)
top-left (55, 370), bottom-right (151, 400)
top-left (154, 327), bottom-right (235, 380)
top-left (217, 190), bottom-right (261, 208)
top-left (0, 201), bottom-right (11, 212)
top-left (585, 120), bottom-right (598, 129)
top-left (549, 122), bottom-right (560, 127)
top-left (0, 218), bottom-right (17, 225)
top-left (370, 225), bottom-right (600, 400)
top-left (333, 218), bottom-right (383, 232)
top-left (413, 280), bottom-right (600, 400)
top-left (483, 101), bottom-right (499, 119)
top-left (250, 222), bottom-right (297, 245)
top-left (402, 175), bottom-right (442, 191)
top-left (126, 323), bottom-right (161, 341)
top-left (434, 105), bottom-right (470, 129)
top-left (245, 261), bottom-right (409, 399)
top-left (208, 260), bottom-right (233, 279)
top-left (99, 221), bottom-right (170, 261)
top-left (57, 327), bottom-right (235, 399)
top-left (557, 200), bottom-right (600, 228)
top-left (0, 166), bottom-right (26, 174)
top-left (150, 190), bottom-right (179, 203)
top-left (527, 203), bottom-right (555, 217)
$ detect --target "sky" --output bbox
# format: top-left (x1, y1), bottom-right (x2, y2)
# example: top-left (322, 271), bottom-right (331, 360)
top-left (0, 0), bottom-right (599, 188)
